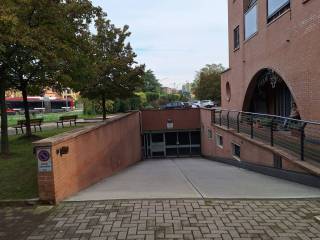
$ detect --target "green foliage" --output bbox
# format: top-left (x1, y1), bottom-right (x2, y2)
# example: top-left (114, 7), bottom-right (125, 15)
top-left (82, 98), bottom-right (98, 115)
top-left (0, 0), bottom-right (100, 138)
top-left (129, 97), bottom-right (141, 110)
top-left (3, 0), bottom-right (98, 91)
top-left (80, 15), bottom-right (145, 118)
top-left (142, 70), bottom-right (162, 92)
top-left (168, 94), bottom-right (181, 102)
top-left (192, 64), bottom-right (225, 101)
top-left (0, 126), bottom-right (82, 199)
top-left (135, 92), bottom-right (147, 107)
top-left (146, 92), bottom-right (160, 103)
top-left (82, 98), bottom-right (114, 115)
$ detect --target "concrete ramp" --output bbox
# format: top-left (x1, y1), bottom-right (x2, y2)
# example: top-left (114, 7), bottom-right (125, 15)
top-left (66, 158), bottom-right (320, 201)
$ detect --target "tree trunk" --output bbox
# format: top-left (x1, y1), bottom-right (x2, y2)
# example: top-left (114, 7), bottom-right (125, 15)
top-left (21, 86), bottom-right (32, 137)
top-left (0, 76), bottom-right (9, 155)
top-left (102, 95), bottom-right (107, 120)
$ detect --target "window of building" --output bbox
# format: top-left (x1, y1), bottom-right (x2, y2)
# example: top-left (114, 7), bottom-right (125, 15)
top-left (226, 82), bottom-right (231, 102)
top-left (232, 143), bottom-right (241, 160)
top-left (244, 2), bottom-right (258, 40)
top-left (233, 26), bottom-right (240, 49)
top-left (216, 134), bottom-right (223, 148)
top-left (208, 129), bottom-right (212, 139)
top-left (267, 0), bottom-right (290, 22)
top-left (246, 0), bottom-right (257, 10)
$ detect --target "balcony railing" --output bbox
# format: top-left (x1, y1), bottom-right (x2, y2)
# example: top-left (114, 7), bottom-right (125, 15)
top-left (211, 108), bottom-right (320, 163)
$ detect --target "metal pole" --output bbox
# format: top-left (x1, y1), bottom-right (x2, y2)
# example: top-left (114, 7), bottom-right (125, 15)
top-left (300, 123), bottom-right (307, 161)
top-left (227, 111), bottom-right (230, 129)
top-left (270, 117), bottom-right (274, 146)
top-left (219, 111), bottom-right (222, 126)
top-left (212, 109), bottom-right (216, 124)
top-left (250, 114), bottom-right (254, 139)
top-left (237, 112), bottom-right (241, 133)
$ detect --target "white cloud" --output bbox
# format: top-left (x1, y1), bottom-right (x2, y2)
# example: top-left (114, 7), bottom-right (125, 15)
top-left (92, 0), bottom-right (229, 89)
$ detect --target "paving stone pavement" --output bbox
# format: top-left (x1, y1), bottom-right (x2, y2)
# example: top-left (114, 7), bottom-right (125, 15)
top-left (0, 205), bottom-right (53, 240)
top-left (25, 199), bottom-right (320, 240)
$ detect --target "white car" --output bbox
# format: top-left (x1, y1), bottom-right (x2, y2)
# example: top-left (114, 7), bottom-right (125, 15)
top-left (200, 100), bottom-right (214, 108)
top-left (191, 100), bottom-right (201, 108)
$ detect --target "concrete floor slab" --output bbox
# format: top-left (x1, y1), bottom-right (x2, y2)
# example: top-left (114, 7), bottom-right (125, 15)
top-left (66, 158), bottom-right (320, 201)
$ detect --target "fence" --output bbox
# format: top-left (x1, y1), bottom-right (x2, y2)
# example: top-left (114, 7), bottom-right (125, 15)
top-left (211, 109), bottom-right (320, 163)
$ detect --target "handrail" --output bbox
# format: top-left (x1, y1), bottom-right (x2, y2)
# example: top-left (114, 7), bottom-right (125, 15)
top-left (211, 108), bottom-right (320, 126)
top-left (209, 107), bottom-right (320, 162)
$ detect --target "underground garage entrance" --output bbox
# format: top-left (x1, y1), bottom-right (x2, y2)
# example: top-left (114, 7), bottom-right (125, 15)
top-left (143, 130), bottom-right (201, 158)
top-left (33, 110), bottom-right (320, 203)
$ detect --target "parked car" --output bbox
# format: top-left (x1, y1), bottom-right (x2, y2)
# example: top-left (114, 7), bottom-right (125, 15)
top-left (200, 100), bottom-right (214, 108)
top-left (191, 100), bottom-right (201, 108)
top-left (183, 102), bottom-right (192, 108)
top-left (164, 101), bottom-right (184, 109)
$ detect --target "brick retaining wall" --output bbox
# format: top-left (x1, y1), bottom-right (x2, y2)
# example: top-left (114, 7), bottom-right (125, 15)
top-left (33, 112), bottom-right (142, 203)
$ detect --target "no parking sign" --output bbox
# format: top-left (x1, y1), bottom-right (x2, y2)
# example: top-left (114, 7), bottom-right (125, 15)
top-left (37, 147), bottom-right (52, 172)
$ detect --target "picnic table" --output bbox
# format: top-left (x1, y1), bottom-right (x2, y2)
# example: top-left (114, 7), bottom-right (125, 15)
top-left (56, 115), bottom-right (78, 128)
top-left (13, 118), bottom-right (43, 135)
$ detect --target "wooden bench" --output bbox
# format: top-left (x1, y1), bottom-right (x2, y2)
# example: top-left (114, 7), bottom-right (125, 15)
top-left (56, 115), bottom-right (78, 128)
top-left (13, 118), bottom-right (43, 135)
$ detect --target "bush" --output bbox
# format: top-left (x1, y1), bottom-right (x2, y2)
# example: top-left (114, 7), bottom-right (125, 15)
top-left (129, 97), bottom-right (141, 110)
top-left (146, 92), bottom-right (160, 102)
top-left (81, 97), bottom-right (114, 115)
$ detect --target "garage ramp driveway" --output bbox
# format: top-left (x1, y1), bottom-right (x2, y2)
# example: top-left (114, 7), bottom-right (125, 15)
top-left (66, 158), bottom-right (320, 201)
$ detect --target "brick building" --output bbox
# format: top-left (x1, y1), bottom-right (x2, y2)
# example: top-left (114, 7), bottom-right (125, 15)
top-left (221, 0), bottom-right (320, 120)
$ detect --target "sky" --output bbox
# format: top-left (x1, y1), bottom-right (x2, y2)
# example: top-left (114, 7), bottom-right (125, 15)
top-left (91, 0), bottom-right (229, 89)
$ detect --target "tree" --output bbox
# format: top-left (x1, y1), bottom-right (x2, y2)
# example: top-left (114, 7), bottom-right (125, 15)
top-left (1, 0), bottom-right (99, 138)
top-left (0, 0), bottom-right (18, 154)
top-left (146, 92), bottom-right (160, 103)
top-left (81, 16), bottom-right (145, 120)
top-left (192, 64), bottom-right (225, 101)
top-left (141, 70), bottom-right (161, 93)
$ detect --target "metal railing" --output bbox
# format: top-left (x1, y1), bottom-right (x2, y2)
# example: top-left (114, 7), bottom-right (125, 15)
top-left (211, 108), bottom-right (320, 163)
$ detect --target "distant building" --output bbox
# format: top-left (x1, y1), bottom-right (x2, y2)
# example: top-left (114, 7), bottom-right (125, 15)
top-left (161, 87), bottom-right (178, 95)
top-left (221, 0), bottom-right (320, 120)
top-left (5, 87), bottom-right (79, 101)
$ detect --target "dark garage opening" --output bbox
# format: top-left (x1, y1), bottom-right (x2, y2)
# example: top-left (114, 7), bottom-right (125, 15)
top-left (143, 130), bottom-right (201, 159)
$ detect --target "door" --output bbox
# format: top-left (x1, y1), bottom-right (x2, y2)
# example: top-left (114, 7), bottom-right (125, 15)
top-left (165, 132), bottom-right (178, 157)
top-left (150, 133), bottom-right (165, 158)
top-left (144, 130), bottom-right (201, 159)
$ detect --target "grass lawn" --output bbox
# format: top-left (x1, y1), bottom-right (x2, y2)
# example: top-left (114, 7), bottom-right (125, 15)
top-left (0, 126), bottom-right (84, 200)
top-left (7, 111), bottom-right (100, 127)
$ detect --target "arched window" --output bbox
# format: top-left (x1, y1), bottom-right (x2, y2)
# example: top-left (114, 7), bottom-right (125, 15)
top-left (243, 69), bottom-right (294, 117)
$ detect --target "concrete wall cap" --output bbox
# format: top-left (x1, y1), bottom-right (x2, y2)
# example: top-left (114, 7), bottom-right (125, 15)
top-left (33, 112), bottom-right (138, 147)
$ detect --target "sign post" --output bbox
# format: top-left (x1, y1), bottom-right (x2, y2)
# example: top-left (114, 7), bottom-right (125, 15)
top-left (37, 147), bottom-right (52, 172)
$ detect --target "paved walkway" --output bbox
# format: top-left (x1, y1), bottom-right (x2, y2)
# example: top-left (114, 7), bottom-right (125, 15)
top-left (5, 115), bottom-right (120, 136)
top-left (0, 205), bottom-right (53, 240)
top-left (27, 199), bottom-right (320, 240)
top-left (67, 158), bottom-right (320, 201)
top-left (6, 119), bottom-right (104, 136)
top-left (2, 159), bottom-right (320, 239)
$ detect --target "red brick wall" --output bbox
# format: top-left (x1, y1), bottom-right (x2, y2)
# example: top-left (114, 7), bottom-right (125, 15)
top-left (142, 109), bottom-right (200, 131)
top-left (222, 0), bottom-right (320, 121)
top-left (200, 109), bottom-right (307, 173)
top-left (34, 112), bottom-right (142, 203)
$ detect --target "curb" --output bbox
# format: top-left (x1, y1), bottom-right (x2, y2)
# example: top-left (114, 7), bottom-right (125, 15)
top-left (0, 198), bottom-right (40, 207)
